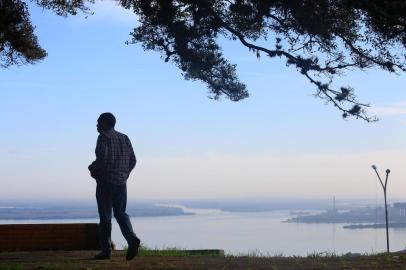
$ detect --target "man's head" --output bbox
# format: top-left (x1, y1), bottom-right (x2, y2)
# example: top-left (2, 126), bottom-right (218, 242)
top-left (97, 112), bottom-right (116, 133)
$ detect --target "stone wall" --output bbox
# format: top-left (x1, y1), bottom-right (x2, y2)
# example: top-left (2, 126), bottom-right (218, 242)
top-left (0, 223), bottom-right (99, 251)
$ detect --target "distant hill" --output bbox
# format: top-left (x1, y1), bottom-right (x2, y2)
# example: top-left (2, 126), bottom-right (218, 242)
top-left (286, 205), bottom-right (406, 226)
top-left (0, 202), bottom-right (193, 220)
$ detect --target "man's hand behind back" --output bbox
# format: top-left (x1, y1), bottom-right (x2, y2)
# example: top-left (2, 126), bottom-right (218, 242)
top-left (88, 163), bottom-right (102, 180)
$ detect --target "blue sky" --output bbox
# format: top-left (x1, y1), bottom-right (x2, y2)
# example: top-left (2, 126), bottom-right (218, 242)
top-left (1, 1), bottom-right (406, 201)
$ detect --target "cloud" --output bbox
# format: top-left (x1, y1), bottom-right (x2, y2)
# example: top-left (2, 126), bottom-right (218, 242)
top-left (370, 101), bottom-right (406, 116)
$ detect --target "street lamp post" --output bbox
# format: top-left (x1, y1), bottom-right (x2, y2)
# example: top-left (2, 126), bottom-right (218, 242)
top-left (371, 165), bottom-right (391, 253)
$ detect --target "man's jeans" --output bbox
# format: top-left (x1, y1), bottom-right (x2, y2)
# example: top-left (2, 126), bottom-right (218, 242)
top-left (96, 181), bottom-right (138, 253)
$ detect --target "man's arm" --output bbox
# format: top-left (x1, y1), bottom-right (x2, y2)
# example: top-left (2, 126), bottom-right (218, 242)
top-left (89, 134), bottom-right (108, 177)
top-left (126, 136), bottom-right (136, 173)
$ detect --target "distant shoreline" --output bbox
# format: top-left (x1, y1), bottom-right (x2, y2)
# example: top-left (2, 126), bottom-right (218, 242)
top-left (344, 223), bottom-right (406, 229)
top-left (0, 203), bottom-right (194, 220)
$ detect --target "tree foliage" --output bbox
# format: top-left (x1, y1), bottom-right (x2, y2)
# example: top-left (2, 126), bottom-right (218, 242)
top-left (2, 0), bottom-right (406, 121)
top-left (0, 0), bottom-right (46, 67)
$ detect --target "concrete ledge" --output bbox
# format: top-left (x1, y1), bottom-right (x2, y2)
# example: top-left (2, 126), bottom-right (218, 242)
top-left (0, 223), bottom-right (99, 251)
top-left (143, 249), bottom-right (225, 256)
top-left (184, 249), bottom-right (224, 256)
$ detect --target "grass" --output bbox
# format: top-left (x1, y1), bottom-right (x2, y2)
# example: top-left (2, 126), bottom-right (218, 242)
top-left (226, 249), bottom-right (284, 258)
top-left (227, 250), bottom-right (361, 258)
top-left (1, 249), bottom-right (406, 269)
top-left (123, 244), bottom-right (224, 257)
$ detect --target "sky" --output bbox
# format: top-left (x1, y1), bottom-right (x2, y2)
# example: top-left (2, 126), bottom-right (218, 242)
top-left (1, 1), bottom-right (406, 202)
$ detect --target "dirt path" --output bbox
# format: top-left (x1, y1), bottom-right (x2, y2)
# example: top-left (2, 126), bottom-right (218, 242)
top-left (1, 250), bottom-right (406, 269)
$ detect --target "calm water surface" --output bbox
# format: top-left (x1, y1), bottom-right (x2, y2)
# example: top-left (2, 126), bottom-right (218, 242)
top-left (3, 207), bottom-right (406, 256)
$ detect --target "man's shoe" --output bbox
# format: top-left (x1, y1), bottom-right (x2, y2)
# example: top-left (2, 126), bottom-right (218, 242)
top-left (126, 238), bottom-right (141, 261)
top-left (94, 251), bottom-right (112, 260)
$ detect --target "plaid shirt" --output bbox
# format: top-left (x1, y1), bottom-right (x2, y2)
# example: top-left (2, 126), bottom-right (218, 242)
top-left (89, 129), bottom-right (136, 185)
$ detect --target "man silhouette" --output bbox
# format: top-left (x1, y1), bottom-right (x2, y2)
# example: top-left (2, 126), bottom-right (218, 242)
top-left (88, 112), bottom-right (140, 260)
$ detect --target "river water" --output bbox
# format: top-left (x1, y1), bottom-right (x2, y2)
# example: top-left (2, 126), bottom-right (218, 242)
top-left (2, 206), bottom-right (406, 256)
